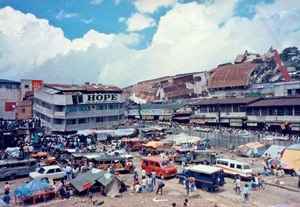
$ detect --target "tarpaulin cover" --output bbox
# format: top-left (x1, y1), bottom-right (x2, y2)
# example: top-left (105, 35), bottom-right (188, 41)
top-left (14, 180), bottom-right (54, 199)
top-left (77, 128), bottom-right (136, 138)
top-left (237, 142), bottom-right (266, 157)
top-left (280, 147), bottom-right (300, 172)
top-left (165, 133), bottom-right (203, 145)
top-left (262, 145), bottom-right (286, 159)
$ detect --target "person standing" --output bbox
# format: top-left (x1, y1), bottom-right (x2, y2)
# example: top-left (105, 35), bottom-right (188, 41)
top-left (147, 175), bottom-right (153, 192)
top-left (190, 177), bottom-right (195, 193)
top-left (235, 176), bottom-right (241, 194)
top-left (258, 173), bottom-right (264, 189)
top-left (141, 169), bottom-right (146, 179)
top-left (185, 176), bottom-right (190, 195)
top-left (151, 170), bottom-right (156, 185)
top-left (156, 179), bottom-right (164, 195)
top-left (142, 177), bottom-right (147, 193)
top-left (243, 184), bottom-right (249, 201)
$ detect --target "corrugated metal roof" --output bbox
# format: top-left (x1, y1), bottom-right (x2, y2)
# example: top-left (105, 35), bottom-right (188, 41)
top-left (82, 84), bottom-right (122, 92)
top-left (247, 97), bottom-right (300, 107)
top-left (0, 79), bottom-right (20, 84)
top-left (192, 97), bottom-right (260, 106)
top-left (208, 62), bottom-right (260, 89)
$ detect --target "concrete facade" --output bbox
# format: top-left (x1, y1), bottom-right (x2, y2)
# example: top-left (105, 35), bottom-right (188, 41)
top-left (274, 81), bottom-right (300, 96)
top-left (33, 84), bottom-right (125, 133)
top-left (0, 79), bottom-right (20, 120)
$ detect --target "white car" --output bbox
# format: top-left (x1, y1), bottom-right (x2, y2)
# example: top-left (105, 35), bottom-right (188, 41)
top-left (29, 165), bottom-right (65, 180)
top-left (113, 150), bottom-right (133, 160)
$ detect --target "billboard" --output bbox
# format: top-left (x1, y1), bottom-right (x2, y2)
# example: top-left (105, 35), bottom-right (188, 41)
top-left (32, 80), bottom-right (43, 91)
top-left (5, 102), bottom-right (17, 111)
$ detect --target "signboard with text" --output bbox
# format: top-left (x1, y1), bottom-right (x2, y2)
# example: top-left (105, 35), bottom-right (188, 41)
top-left (72, 93), bottom-right (121, 104)
top-left (230, 119), bottom-right (243, 126)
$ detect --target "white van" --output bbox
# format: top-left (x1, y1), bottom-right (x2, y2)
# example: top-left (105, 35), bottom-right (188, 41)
top-left (215, 158), bottom-right (252, 180)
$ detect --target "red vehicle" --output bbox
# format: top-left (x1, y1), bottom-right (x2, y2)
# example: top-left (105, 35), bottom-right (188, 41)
top-left (141, 157), bottom-right (177, 179)
top-left (122, 138), bottom-right (148, 151)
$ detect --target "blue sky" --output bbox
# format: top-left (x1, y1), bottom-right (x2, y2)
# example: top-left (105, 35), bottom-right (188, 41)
top-left (0, 0), bottom-right (299, 87)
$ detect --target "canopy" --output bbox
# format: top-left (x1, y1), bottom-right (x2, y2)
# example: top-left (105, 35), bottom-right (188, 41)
top-left (69, 168), bottom-right (123, 197)
top-left (77, 128), bottom-right (136, 138)
top-left (262, 145), bottom-right (286, 159)
top-left (14, 180), bottom-right (54, 199)
top-left (143, 141), bottom-right (165, 148)
top-left (236, 142), bottom-right (266, 157)
top-left (280, 145), bottom-right (300, 172)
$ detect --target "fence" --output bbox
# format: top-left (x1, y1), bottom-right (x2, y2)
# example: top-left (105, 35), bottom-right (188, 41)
top-left (170, 128), bottom-right (259, 149)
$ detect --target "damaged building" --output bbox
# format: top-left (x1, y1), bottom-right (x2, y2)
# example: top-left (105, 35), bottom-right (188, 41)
top-left (124, 48), bottom-right (291, 103)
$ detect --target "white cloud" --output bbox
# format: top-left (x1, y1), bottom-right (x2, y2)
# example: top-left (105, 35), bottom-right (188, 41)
top-left (126, 13), bottom-right (156, 32)
top-left (90, 0), bottom-right (103, 5)
top-left (118, 17), bottom-right (125, 22)
top-left (134, 0), bottom-right (178, 14)
top-left (55, 9), bottom-right (77, 20)
top-left (82, 18), bottom-right (93, 24)
top-left (115, 0), bottom-right (121, 5)
top-left (1, 0), bottom-right (300, 88)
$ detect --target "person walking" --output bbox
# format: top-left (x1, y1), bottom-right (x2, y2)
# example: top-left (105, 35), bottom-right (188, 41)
top-left (244, 184), bottom-right (249, 201)
top-left (156, 179), bottom-right (164, 195)
top-left (235, 176), bottom-right (241, 194)
top-left (185, 176), bottom-right (190, 195)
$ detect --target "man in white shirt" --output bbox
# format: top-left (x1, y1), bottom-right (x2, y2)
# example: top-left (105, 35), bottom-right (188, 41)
top-left (141, 169), bottom-right (146, 179)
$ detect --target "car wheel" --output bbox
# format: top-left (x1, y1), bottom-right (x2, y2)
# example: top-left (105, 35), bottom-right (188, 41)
top-left (129, 167), bottom-right (134, 174)
top-left (202, 185), bottom-right (209, 192)
top-left (9, 174), bottom-right (16, 180)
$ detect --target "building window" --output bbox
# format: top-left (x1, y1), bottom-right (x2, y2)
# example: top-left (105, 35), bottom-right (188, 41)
top-left (108, 104), bottom-right (118, 110)
top-left (246, 108), bottom-right (252, 115)
top-left (41, 101), bottom-right (51, 109)
top-left (107, 116), bottom-right (118, 122)
top-left (96, 105), bottom-right (107, 110)
top-left (225, 105), bottom-right (232, 113)
top-left (66, 119), bottom-right (76, 125)
top-left (6, 84), bottom-right (12, 89)
top-left (22, 109), bottom-right (25, 113)
top-left (277, 107), bottom-right (284, 116)
top-left (54, 106), bottom-right (64, 112)
top-left (199, 106), bottom-right (207, 113)
top-left (233, 105), bottom-right (239, 112)
top-left (253, 108), bottom-right (260, 116)
top-left (54, 119), bottom-right (63, 125)
top-left (79, 118), bottom-right (87, 124)
top-left (79, 106), bottom-right (90, 111)
top-left (66, 106), bottom-right (77, 112)
top-left (96, 117), bottom-right (104, 122)
top-left (294, 106), bottom-right (300, 116)
top-left (261, 107), bottom-right (268, 116)
top-left (269, 107), bottom-right (275, 115)
top-left (209, 106), bottom-right (214, 112)
top-left (284, 107), bottom-right (293, 116)
top-left (25, 85), bottom-right (29, 88)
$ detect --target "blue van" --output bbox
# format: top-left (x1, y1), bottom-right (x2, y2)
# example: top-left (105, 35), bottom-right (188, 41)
top-left (176, 165), bottom-right (225, 192)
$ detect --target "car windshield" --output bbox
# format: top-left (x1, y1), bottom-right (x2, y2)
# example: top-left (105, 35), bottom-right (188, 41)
top-left (38, 167), bottom-right (45, 174)
top-left (160, 161), bottom-right (171, 167)
top-left (243, 165), bottom-right (251, 169)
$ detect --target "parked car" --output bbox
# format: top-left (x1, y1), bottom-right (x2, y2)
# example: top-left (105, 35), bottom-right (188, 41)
top-left (141, 157), bottom-right (177, 179)
top-left (0, 158), bottom-right (37, 180)
top-left (176, 165), bottom-right (225, 192)
top-left (191, 150), bottom-right (216, 164)
top-left (215, 158), bottom-right (252, 180)
top-left (174, 149), bottom-right (193, 163)
top-left (29, 165), bottom-right (65, 180)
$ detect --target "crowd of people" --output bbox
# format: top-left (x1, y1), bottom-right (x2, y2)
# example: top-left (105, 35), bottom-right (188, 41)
top-left (0, 118), bottom-right (41, 131)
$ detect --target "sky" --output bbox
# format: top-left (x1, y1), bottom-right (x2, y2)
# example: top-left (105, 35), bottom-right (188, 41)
top-left (0, 0), bottom-right (300, 88)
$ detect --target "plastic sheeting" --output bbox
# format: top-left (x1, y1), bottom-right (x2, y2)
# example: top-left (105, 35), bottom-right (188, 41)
top-left (237, 142), bottom-right (266, 157)
top-left (14, 180), bottom-right (54, 199)
top-left (77, 128), bottom-right (136, 138)
top-left (262, 145), bottom-right (286, 159)
top-left (165, 133), bottom-right (203, 145)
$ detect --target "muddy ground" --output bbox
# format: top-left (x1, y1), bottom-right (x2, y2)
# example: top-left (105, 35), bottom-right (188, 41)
top-left (2, 148), bottom-right (300, 207)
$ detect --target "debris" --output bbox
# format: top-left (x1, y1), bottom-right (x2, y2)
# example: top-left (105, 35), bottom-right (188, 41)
top-left (152, 197), bottom-right (168, 202)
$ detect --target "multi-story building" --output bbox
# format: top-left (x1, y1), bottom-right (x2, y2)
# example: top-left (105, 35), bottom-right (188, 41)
top-left (274, 81), bottom-right (300, 97)
top-left (33, 83), bottom-right (125, 133)
top-left (246, 97), bottom-right (300, 132)
top-left (0, 79), bottom-right (20, 120)
top-left (190, 98), bottom-right (261, 127)
top-left (17, 79), bottom-right (43, 120)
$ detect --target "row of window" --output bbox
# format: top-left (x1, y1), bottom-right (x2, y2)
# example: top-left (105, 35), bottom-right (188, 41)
top-left (34, 111), bottom-right (50, 122)
top-left (246, 106), bottom-right (300, 116)
top-left (65, 115), bottom-right (123, 125)
top-left (66, 104), bottom-right (122, 112)
top-left (198, 104), bottom-right (245, 113)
